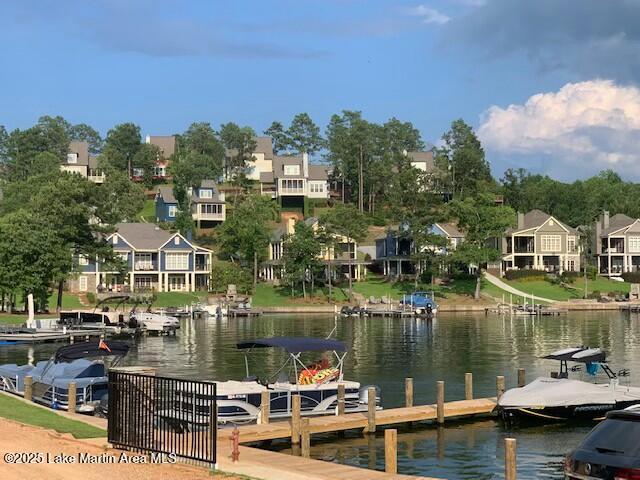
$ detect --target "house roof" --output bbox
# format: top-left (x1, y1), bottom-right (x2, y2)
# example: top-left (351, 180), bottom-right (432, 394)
top-left (200, 179), bottom-right (218, 190)
top-left (67, 141), bottom-right (89, 166)
top-left (506, 209), bottom-right (577, 235)
top-left (406, 151), bottom-right (436, 172)
top-left (147, 135), bottom-right (176, 159)
top-left (227, 136), bottom-right (274, 161)
top-left (309, 165), bottom-right (329, 180)
top-left (88, 155), bottom-right (99, 169)
top-left (435, 222), bottom-right (464, 238)
top-left (192, 180), bottom-right (224, 203)
top-left (601, 214), bottom-right (636, 236)
top-left (113, 223), bottom-right (174, 250)
top-left (272, 155), bottom-right (304, 178)
top-left (260, 171), bottom-right (275, 183)
top-left (157, 185), bottom-right (177, 204)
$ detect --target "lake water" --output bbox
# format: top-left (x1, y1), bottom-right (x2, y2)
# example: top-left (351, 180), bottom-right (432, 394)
top-left (2, 311), bottom-right (639, 479)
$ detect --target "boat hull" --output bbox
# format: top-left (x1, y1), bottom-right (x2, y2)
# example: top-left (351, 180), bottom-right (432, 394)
top-left (500, 400), bottom-right (640, 423)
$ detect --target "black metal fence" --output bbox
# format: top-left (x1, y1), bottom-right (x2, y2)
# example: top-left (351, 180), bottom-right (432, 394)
top-left (107, 370), bottom-right (217, 465)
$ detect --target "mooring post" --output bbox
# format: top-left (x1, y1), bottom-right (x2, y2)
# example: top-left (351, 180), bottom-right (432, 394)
top-left (301, 418), bottom-right (311, 458)
top-left (385, 429), bottom-right (398, 474)
top-left (337, 383), bottom-right (345, 415)
top-left (67, 382), bottom-right (77, 414)
top-left (291, 394), bottom-right (301, 444)
top-left (231, 426), bottom-right (240, 463)
top-left (24, 376), bottom-right (33, 402)
top-left (465, 372), bottom-right (473, 400)
top-left (69, 335), bottom-right (74, 344)
top-left (497, 376), bottom-right (506, 401)
top-left (517, 368), bottom-right (526, 388)
top-left (259, 390), bottom-right (270, 424)
top-left (367, 386), bottom-right (377, 434)
top-left (405, 377), bottom-right (414, 408)
top-left (436, 381), bottom-right (445, 424)
top-left (505, 437), bottom-right (517, 480)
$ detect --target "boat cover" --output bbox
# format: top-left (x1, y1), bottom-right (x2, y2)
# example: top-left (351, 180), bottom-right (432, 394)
top-left (54, 341), bottom-right (130, 362)
top-left (543, 347), bottom-right (606, 363)
top-left (498, 377), bottom-right (640, 408)
top-left (236, 337), bottom-right (348, 353)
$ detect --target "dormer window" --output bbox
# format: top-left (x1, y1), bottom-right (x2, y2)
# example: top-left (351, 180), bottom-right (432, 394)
top-left (199, 189), bottom-right (213, 199)
top-left (67, 153), bottom-right (78, 164)
top-left (174, 236), bottom-right (180, 245)
top-left (112, 234), bottom-right (118, 245)
top-left (284, 165), bottom-right (300, 176)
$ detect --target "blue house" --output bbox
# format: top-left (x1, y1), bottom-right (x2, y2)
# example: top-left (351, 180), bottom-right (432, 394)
top-left (156, 180), bottom-right (226, 227)
top-left (69, 223), bottom-right (212, 293)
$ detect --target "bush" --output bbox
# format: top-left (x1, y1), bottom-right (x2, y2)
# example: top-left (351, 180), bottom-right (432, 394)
top-left (586, 265), bottom-right (598, 281)
top-left (587, 290), bottom-right (601, 299)
top-left (621, 272), bottom-right (640, 283)
top-left (560, 271), bottom-right (580, 282)
top-left (504, 269), bottom-right (547, 281)
top-left (209, 262), bottom-right (252, 294)
top-left (86, 292), bottom-right (96, 304)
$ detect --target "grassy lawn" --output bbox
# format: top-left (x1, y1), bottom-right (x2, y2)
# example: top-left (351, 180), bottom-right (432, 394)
top-left (47, 293), bottom-right (84, 311)
top-left (136, 198), bottom-right (156, 223)
top-left (0, 393), bottom-right (106, 438)
top-left (153, 291), bottom-right (208, 307)
top-left (253, 283), bottom-right (349, 306)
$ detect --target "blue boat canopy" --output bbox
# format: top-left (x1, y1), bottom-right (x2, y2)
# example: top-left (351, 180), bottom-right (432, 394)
top-left (54, 341), bottom-right (130, 362)
top-left (237, 337), bottom-right (348, 353)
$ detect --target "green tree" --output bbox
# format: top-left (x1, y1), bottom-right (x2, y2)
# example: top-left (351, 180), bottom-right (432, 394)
top-left (104, 123), bottom-right (142, 175)
top-left (180, 122), bottom-right (225, 161)
top-left (447, 194), bottom-right (515, 299)
top-left (264, 121), bottom-right (288, 154)
top-left (69, 123), bottom-right (103, 154)
top-left (281, 220), bottom-right (323, 298)
top-left (131, 143), bottom-right (160, 188)
top-left (286, 113), bottom-right (324, 154)
top-left (93, 169), bottom-right (145, 224)
top-left (219, 123), bottom-right (257, 180)
top-left (319, 203), bottom-right (369, 300)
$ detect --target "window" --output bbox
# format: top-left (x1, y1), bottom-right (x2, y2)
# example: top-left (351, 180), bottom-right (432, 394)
top-left (166, 252), bottom-right (189, 270)
top-left (112, 235), bottom-right (118, 245)
top-left (201, 204), bottom-right (222, 215)
top-left (135, 276), bottom-right (153, 289)
top-left (630, 237), bottom-right (640, 253)
top-left (153, 166), bottom-right (166, 177)
top-left (284, 165), bottom-right (300, 176)
top-left (79, 276), bottom-right (88, 292)
top-left (541, 235), bottom-right (561, 252)
top-left (568, 260), bottom-right (575, 272)
top-left (135, 253), bottom-right (153, 270)
top-left (168, 205), bottom-right (177, 218)
top-left (310, 183), bottom-right (325, 193)
top-left (568, 236), bottom-right (576, 253)
top-left (78, 254), bottom-right (89, 266)
top-left (199, 189), bottom-right (213, 199)
top-left (132, 167), bottom-right (144, 177)
top-left (174, 236), bottom-right (180, 245)
top-left (67, 153), bottom-right (78, 164)
top-left (118, 252), bottom-right (129, 262)
top-left (281, 179), bottom-right (303, 191)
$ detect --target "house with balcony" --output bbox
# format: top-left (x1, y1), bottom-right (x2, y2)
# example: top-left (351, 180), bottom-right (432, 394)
top-left (500, 210), bottom-right (580, 275)
top-left (594, 211), bottom-right (640, 277)
top-left (155, 180), bottom-right (225, 227)
top-left (68, 222), bottom-right (212, 293)
top-left (142, 135), bottom-right (176, 180)
top-left (375, 223), bottom-right (464, 278)
top-left (61, 141), bottom-right (105, 183)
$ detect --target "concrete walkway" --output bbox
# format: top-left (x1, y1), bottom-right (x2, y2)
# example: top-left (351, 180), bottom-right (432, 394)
top-left (483, 271), bottom-right (556, 303)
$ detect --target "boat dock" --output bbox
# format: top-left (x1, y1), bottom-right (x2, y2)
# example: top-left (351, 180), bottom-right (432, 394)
top-left (0, 328), bottom-right (106, 344)
top-left (228, 308), bottom-right (263, 317)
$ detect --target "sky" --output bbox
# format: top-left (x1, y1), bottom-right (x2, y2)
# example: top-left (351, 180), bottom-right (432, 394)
top-left (2, 0), bottom-right (640, 181)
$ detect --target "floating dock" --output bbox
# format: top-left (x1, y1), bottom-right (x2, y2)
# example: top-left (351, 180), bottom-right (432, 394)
top-left (0, 328), bottom-right (106, 344)
top-left (228, 308), bottom-right (263, 317)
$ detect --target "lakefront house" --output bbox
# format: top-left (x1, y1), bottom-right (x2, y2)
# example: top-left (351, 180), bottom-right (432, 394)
top-left (156, 180), bottom-right (226, 227)
top-left (594, 211), bottom-right (640, 277)
top-left (68, 223), bottom-right (212, 293)
top-left (259, 153), bottom-right (329, 206)
top-left (61, 141), bottom-right (105, 183)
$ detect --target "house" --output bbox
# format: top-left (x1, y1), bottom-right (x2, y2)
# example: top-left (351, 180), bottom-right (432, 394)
top-left (594, 211), bottom-right (640, 277)
top-left (261, 216), bottom-right (367, 282)
top-left (144, 135), bottom-right (176, 180)
top-left (155, 180), bottom-right (226, 227)
top-left (259, 153), bottom-right (329, 207)
top-left (375, 222), bottom-right (464, 278)
top-left (69, 223), bottom-right (212, 293)
top-left (225, 136), bottom-right (274, 181)
top-left (405, 150), bottom-right (436, 172)
top-left (61, 141), bottom-right (105, 183)
top-left (500, 210), bottom-right (580, 275)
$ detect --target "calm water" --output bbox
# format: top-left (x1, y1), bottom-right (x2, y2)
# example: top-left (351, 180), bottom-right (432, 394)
top-left (2, 311), bottom-right (640, 479)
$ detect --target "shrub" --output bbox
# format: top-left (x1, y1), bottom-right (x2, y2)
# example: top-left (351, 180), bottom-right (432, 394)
top-left (504, 269), bottom-right (547, 281)
top-left (86, 292), bottom-right (96, 304)
top-left (587, 290), bottom-right (601, 299)
top-left (559, 271), bottom-right (580, 282)
top-left (586, 265), bottom-right (598, 281)
top-left (621, 272), bottom-right (640, 283)
top-left (210, 262), bottom-right (252, 294)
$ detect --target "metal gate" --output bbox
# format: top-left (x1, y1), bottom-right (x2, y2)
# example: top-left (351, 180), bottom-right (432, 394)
top-left (107, 371), bottom-right (217, 465)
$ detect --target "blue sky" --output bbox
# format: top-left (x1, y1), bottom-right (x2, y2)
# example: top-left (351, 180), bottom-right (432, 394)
top-left (2, 1), bottom-right (640, 180)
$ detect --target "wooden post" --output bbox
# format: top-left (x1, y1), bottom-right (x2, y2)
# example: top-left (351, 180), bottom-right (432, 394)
top-left (497, 376), bottom-right (506, 401)
top-left (437, 381), bottom-right (445, 425)
top-left (517, 368), bottom-right (526, 388)
top-left (24, 376), bottom-right (33, 402)
top-left (505, 437), bottom-right (517, 480)
top-left (367, 386), bottom-right (376, 433)
top-left (384, 429), bottom-right (398, 474)
top-left (291, 394), bottom-right (301, 445)
top-left (67, 382), bottom-right (77, 414)
top-left (405, 377), bottom-right (414, 408)
top-left (301, 418), bottom-right (311, 458)
top-left (465, 372), bottom-right (473, 400)
top-left (337, 384), bottom-right (345, 415)
top-left (69, 335), bottom-right (74, 344)
top-left (259, 390), bottom-right (270, 424)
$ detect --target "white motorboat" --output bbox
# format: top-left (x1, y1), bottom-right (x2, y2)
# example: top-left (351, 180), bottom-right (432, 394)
top-left (133, 310), bottom-right (179, 334)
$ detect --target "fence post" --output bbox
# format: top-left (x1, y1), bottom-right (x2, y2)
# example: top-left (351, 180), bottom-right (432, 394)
top-left (259, 390), bottom-right (270, 424)
top-left (517, 368), bottom-right (526, 388)
top-left (68, 382), bottom-right (77, 414)
top-left (301, 418), bottom-right (311, 458)
top-left (337, 384), bottom-right (345, 415)
top-left (24, 376), bottom-right (33, 402)
top-left (496, 376), bottom-right (506, 401)
top-left (505, 437), bottom-right (517, 480)
top-left (437, 381), bottom-right (445, 425)
top-left (367, 386), bottom-right (377, 433)
top-left (385, 429), bottom-right (398, 474)
top-left (465, 373), bottom-right (473, 400)
top-left (291, 394), bottom-right (301, 445)
top-left (209, 402), bottom-right (218, 465)
top-left (405, 378), bottom-right (414, 408)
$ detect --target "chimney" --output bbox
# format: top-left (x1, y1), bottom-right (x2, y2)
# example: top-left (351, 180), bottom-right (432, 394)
top-left (302, 152), bottom-right (309, 178)
top-left (602, 210), bottom-right (610, 230)
top-left (517, 212), bottom-right (525, 229)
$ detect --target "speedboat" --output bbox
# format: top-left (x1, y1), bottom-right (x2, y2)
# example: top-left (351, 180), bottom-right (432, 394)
top-left (165, 337), bottom-right (381, 426)
top-left (400, 291), bottom-right (438, 315)
top-left (498, 347), bottom-right (640, 422)
top-left (132, 310), bottom-right (180, 334)
top-left (0, 340), bottom-right (129, 413)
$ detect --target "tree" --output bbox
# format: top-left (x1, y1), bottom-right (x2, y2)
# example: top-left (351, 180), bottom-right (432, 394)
top-left (180, 122), bottom-right (225, 161)
top-left (286, 113), bottom-right (324, 154)
top-left (264, 121), bottom-right (288, 154)
top-left (447, 194), bottom-right (515, 299)
top-left (219, 123), bottom-right (257, 180)
top-left (435, 119), bottom-right (493, 199)
top-left (217, 194), bottom-right (279, 289)
top-left (131, 143), bottom-right (160, 188)
top-left (93, 169), bottom-right (145, 224)
top-left (281, 221), bottom-right (323, 298)
top-left (69, 123), bottom-right (103, 154)
top-left (319, 203), bottom-right (369, 300)
top-left (104, 123), bottom-right (141, 175)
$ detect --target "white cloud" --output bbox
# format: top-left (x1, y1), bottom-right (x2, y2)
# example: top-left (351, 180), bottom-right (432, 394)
top-left (407, 5), bottom-right (451, 25)
top-left (478, 80), bottom-right (640, 178)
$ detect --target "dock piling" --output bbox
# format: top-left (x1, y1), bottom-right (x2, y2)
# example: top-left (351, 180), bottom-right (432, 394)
top-left (259, 390), bottom-right (270, 424)
top-left (436, 381), bottom-right (445, 425)
top-left (505, 437), bottom-right (517, 480)
top-left (465, 372), bottom-right (473, 400)
top-left (384, 429), bottom-right (398, 474)
top-left (517, 368), bottom-right (526, 388)
top-left (497, 376), bottom-right (506, 401)
top-left (337, 384), bottom-right (345, 415)
top-left (67, 382), bottom-right (77, 414)
top-left (291, 394), bottom-right (301, 444)
top-left (24, 376), bottom-right (33, 402)
top-left (405, 377), bottom-right (414, 408)
top-left (367, 386), bottom-right (377, 433)
top-left (301, 418), bottom-right (311, 458)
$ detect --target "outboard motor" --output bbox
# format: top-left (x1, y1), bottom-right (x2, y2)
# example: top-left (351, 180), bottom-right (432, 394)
top-left (359, 384), bottom-right (382, 406)
top-left (340, 306), bottom-right (352, 316)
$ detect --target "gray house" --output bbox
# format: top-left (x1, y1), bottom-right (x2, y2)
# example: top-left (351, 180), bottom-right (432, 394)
top-left (500, 210), bottom-right (580, 275)
top-left (594, 211), bottom-right (640, 277)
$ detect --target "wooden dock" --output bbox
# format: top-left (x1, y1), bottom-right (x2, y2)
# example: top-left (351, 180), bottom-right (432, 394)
top-left (229, 308), bottom-right (263, 317)
top-left (0, 328), bottom-right (106, 344)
